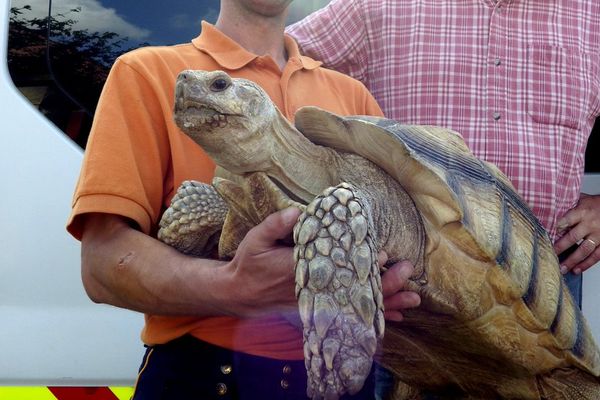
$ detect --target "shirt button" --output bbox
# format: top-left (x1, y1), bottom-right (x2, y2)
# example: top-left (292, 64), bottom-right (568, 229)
top-left (281, 379), bottom-right (289, 389)
top-left (494, 58), bottom-right (501, 66)
top-left (220, 364), bottom-right (232, 375)
top-left (493, 112), bottom-right (502, 121)
top-left (282, 364), bottom-right (292, 374)
top-left (216, 383), bottom-right (228, 395)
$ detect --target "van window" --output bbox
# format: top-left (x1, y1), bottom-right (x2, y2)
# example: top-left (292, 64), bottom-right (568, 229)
top-left (587, 127), bottom-right (600, 172)
top-left (7, 0), bottom-right (331, 149)
top-left (7, 0), bottom-right (599, 172)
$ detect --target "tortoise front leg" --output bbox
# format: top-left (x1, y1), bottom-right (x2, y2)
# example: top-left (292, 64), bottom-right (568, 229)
top-left (293, 183), bottom-right (385, 399)
top-left (158, 180), bottom-right (228, 257)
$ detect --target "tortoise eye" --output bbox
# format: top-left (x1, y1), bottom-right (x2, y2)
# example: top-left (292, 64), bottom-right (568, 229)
top-left (210, 78), bottom-right (229, 92)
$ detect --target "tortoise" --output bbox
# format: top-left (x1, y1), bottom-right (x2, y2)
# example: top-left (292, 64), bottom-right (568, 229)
top-left (157, 69), bottom-right (600, 399)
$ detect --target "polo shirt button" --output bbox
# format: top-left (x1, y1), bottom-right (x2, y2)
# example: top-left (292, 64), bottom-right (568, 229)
top-left (493, 112), bottom-right (502, 120)
top-left (281, 379), bottom-right (289, 389)
top-left (220, 364), bottom-right (232, 375)
top-left (216, 382), bottom-right (228, 395)
top-left (494, 58), bottom-right (501, 66)
top-left (282, 364), bottom-right (292, 374)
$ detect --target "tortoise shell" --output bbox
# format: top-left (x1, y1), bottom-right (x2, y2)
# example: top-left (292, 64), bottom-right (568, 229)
top-left (294, 106), bottom-right (600, 398)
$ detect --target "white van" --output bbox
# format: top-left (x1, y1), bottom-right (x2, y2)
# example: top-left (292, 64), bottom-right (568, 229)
top-left (1, 0), bottom-right (599, 398)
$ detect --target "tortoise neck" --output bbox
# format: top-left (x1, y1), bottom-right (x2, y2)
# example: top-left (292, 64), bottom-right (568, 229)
top-left (265, 111), bottom-right (340, 203)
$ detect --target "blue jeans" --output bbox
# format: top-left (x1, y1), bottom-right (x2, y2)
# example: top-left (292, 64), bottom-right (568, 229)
top-left (564, 271), bottom-right (583, 308)
top-left (374, 363), bottom-right (395, 400)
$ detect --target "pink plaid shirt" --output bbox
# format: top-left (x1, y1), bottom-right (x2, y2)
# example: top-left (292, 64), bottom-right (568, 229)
top-left (287, 0), bottom-right (600, 240)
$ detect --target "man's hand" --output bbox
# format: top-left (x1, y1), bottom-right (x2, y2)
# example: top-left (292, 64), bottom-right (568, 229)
top-left (222, 207), bottom-right (302, 318)
top-left (553, 193), bottom-right (600, 274)
top-left (379, 254), bottom-right (421, 322)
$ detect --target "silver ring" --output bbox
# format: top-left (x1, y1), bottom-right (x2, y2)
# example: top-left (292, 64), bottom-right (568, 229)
top-left (585, 238), bottom-right (598, 248)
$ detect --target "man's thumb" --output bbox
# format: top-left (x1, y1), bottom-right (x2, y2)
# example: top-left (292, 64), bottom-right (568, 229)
top-left (253, 207), bottom-right (302, 242)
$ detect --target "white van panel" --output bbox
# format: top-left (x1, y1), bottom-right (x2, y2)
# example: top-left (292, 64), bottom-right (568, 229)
top-left (0, 2), bottom-right (141, 385)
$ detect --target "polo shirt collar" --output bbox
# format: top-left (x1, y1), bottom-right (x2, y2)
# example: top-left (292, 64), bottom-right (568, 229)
top-left (192, 21), bottom-right (321, 71)
top-left (284, 33), bottom-right (322, 70)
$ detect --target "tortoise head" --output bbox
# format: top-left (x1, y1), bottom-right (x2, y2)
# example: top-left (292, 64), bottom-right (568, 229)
top-left (173, 70), bottom-right (278, 173)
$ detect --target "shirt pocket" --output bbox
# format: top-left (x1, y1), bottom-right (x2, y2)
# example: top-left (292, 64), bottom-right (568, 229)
top-left (526, 44), bottom-right (594, 130)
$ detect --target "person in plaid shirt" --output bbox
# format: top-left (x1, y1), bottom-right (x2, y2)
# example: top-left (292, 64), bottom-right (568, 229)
top-left (287, 0), bottom-right (600, 308)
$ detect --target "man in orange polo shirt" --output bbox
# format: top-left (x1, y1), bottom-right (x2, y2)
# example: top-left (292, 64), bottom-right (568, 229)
top-left (67, 1), bottom-right (420, 398)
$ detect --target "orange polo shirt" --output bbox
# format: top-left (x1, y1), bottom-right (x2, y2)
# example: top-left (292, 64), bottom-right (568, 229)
top-left (67, 22), bottom-right (383, 360)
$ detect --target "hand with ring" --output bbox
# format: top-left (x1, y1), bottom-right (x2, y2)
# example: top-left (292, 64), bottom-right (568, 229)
top-left (553, 193), bottom-right (600, 274)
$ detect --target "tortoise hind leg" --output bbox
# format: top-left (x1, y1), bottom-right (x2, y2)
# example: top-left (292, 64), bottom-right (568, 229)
top-left (293, 183), bottom-right (385, 399)
top-left (537, 368), bottom-right (600, 399)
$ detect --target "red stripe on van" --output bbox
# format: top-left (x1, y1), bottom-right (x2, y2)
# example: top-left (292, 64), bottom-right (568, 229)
top-left (47, 387), bottom-right (119, 400)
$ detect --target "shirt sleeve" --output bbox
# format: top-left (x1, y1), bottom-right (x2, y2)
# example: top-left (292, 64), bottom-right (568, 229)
top-left (67, 57), bottom-right (172, 239)
top-left (287, 0), bottom-right (369, 84)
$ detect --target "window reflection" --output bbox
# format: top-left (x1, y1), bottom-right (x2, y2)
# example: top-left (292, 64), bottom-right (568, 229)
top-left (8, 0), bottom-right (153, 147)
top-left (7, 0), bottom-right (330, 149)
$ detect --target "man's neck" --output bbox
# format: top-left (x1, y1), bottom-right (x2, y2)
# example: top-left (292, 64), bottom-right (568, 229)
top-left (216, 6), bottom-right (289, 70)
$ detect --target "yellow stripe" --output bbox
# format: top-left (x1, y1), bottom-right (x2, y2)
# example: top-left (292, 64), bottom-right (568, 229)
top-left (0, 387), bottom-right (56, 400)
top-left (109, 387), bottom-right (134, 400)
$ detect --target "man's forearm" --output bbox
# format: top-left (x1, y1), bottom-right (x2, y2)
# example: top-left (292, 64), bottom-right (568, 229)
top-left (81, 213), bottom-right (229, 317)
top-left (80, 210), bottom-right (301, 319)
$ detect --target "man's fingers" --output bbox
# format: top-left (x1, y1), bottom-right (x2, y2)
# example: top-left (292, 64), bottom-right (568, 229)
top-left (381, 260), bottom-right (420, 323)
top-left (554, 224), bottom-right (585, 256)
top-left (381, 260), bottom-right (414, 297)
top-left (556, 203), bottom-right (584, 233)
top-left (384, 310), bottom-right (405, 322)
top-left (573, 246), bottom-right (600, 274)
top-left (250, 207), bottom-right (302, 244)
top-left (384, 291), bottom-right (421, 322)
top-left (378, 251), bottom-right (389, 269)
top-left (555, 194), bottom-right (600, 255)
top-left (384, 291), bottom-right (421, 310)
top-left (556, 212), bottom-right (575, 233)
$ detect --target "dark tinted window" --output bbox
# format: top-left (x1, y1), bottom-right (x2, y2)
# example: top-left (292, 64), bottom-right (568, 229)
top-left (7, 0), bottom-right (330, 148)
top-left (586, 124), bottom-right (600, 172)
top-left (7, 0), bottom-right (599, 172)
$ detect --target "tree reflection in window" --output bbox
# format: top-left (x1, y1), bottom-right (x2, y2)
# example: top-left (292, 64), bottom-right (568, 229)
top-left (6, 1), bottom-right (330, 150)
top-left (8, 3), bottom-right (146, 148)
